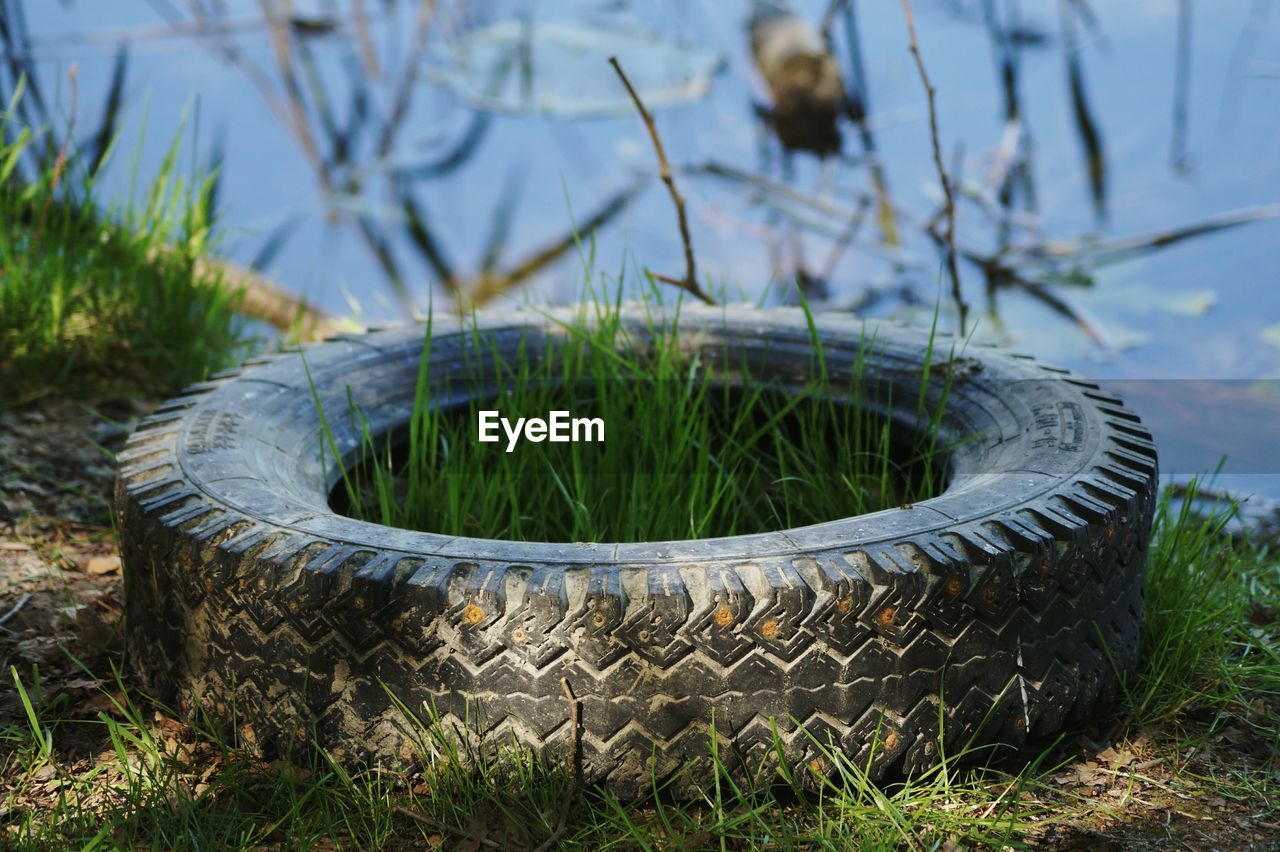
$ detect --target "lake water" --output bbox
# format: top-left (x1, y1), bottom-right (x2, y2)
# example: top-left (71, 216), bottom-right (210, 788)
top-left (8, 0), bottom-right (1280, 499)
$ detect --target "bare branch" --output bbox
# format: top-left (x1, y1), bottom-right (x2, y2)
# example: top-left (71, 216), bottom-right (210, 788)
top-left (469, 179), bottom-right (645, 306)
top-left (392, 805), bottom-right (501, 850)
top-left (608, 56), bottom-right (716, 306)
top-left (900, 0), bottom-right (968, 335)
top-left (531, 677), bottom-right (583, 852)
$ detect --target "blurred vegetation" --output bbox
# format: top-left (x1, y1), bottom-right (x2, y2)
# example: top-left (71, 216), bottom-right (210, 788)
top-left (0, 85), bottom-right (246, 402)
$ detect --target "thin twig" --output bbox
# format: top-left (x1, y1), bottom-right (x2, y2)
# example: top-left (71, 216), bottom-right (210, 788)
top-left (376, 0), bottom-right (437, 158)
top-left (533, 677), bottom-right (583, 852)
top-left (821, 0), bottom-right (847, 44)
top-left (608, 56), bottom-right (715, 306)
top-left (392, 804), bottom-right (502, 849)
top-left (1171, 0), bottom-right (1193, 174)
top-left (36, 63), bottom-right (76, 235)
top-left (957, 247), bottom-right (1110, 349)
top-left (350, 0), bottom-right (380, 79)
top-left (0, 593), bottom-right (32, 629)
top-left (900, 0), bottom-right (967, 335)
top-left (259, 0), bottom-right (327, 183)
top-left (1008, 203), bottom-right (1280, 269)
top-left (820, 194), bottom-right (872, 282)
top-left (468, 179), bottom-right (646, 306)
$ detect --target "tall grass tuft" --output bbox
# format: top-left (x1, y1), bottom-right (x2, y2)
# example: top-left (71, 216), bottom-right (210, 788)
top-left (323, 294), bottom-right (956, 543)
top-left (1131, 479), bottom-right (1280, 738)
top-left (0, 88), bottom-right (244, 401)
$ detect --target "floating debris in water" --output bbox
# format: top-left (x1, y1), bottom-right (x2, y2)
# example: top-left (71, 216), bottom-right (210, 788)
top-left (749, 1), bottom-right (847, 156)
top-left (422, 20), bottom-right (723, 118)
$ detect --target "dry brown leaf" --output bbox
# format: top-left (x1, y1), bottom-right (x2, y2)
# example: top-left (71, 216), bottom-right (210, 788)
top-left (153, 711), bottom-right (187, 733)
top-left (85, 555), bottom-right (121, 575)
top-left (1067, 760), bottom-right (1111, 787)
top-left (456, 817), bottom-right (490, 852)
top-left (1097, 746), bottom-right (1137, 768)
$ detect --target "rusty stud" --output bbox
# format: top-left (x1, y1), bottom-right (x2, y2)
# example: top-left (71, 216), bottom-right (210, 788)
top-left (462, 604), bottom-right (485, 625)
top-left (714, 605), bottom-right (734, 626)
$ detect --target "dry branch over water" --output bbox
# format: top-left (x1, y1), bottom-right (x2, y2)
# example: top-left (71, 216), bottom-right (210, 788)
top-left (609, 55), bottom-right (715, 306)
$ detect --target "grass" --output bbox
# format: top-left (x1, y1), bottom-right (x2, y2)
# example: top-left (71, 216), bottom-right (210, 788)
top-left (1131, 485), bottom-right (1280, 739)
top-left (325, 295), bottom-right (954, 542)
top-left (2, 480), bottom-right (1276, 849)
top-left (0, 86), bottom-right (245, 402)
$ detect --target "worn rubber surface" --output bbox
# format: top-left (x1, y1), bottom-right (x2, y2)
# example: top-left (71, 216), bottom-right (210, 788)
top-left (116, 305), bottom-right (1157, 796)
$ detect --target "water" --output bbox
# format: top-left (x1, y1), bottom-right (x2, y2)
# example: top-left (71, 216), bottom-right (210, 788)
top-left (7, 0), bottom-right (1280, 498)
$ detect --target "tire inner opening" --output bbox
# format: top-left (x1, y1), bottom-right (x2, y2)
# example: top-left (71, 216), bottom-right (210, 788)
top-left (328, 381), bottom-right (952, 544)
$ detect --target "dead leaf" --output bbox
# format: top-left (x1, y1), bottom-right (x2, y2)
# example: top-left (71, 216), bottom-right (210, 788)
top-left (86, 555), bottom-right (121, 575)
top-left (1066, 760), bottom-right (1110, 787)
top-left (456, 817), bottom-right (490, 852)
top-left (0, 541), bottom-right (32, 551)
top-left (84, 690), bottom-right (126, 714)
top-left (1097, 746), bottom-right (1137, 768)
top-left (154, 711), bottom-right (187, 733)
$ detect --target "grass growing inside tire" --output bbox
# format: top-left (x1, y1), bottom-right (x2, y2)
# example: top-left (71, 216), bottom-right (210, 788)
top-left (323, 298), bottom-right (954, 542)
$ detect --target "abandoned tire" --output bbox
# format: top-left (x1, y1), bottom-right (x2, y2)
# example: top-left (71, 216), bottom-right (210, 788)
top-left (117, 304), bottom-right (1157, 797)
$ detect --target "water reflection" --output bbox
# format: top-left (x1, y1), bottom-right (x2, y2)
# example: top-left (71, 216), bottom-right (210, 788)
top-left (4, 0), bottom-right (1280, 490)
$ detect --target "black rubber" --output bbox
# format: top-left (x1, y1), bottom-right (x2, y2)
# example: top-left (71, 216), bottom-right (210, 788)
top-left (116, 305), bottom-right (1157, 797)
